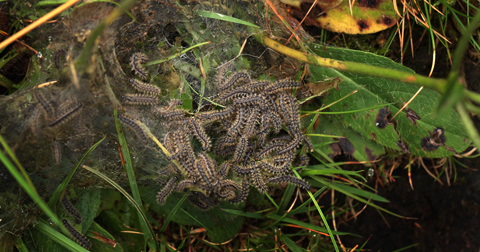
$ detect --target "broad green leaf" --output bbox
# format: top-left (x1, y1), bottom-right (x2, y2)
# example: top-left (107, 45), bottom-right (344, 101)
top-left (309, 45), bottom-right (470, 158)
top-left (77, 188), bottom-right (101, 233)
top-left (310, 114), bottom-right (385, 164)
top-left (281, 0), bottom-right (396, 34)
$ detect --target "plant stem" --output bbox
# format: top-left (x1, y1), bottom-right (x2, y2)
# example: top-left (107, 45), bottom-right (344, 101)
top-left (262, 35), bottom-right (448, 93)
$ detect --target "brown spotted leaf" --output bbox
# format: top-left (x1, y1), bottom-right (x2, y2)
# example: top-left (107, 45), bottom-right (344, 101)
top-left (281, 0), bottom-right (396, 34)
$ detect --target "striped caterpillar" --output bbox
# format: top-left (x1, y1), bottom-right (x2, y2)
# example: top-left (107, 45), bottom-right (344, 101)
top-left (267, 175), bottom-right (311, 190)
top-left (122, 93), bottom-right (158, 105)
top-left (128, 78), bottom-right (161, 95)
top-left (130, 53), bottom-right (149, 80)
top-left (49, 103), bottom-right (82, 128)
top-left (62, 193), bottom-right (81, 224)
top-left (118, 114), bottom-right (148, 141)
top-left (157, 176), bottom-right (178, 204)
top-left (62, 219), bottom-right (91, 249)
top-left (35, 89), bottom-right (54, 117)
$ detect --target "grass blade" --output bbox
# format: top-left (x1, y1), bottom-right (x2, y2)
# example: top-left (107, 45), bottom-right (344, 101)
top-left (35, 219), bottom-right (89, 252)
top-left (0, 135), bottom-right (66, 234)
top-left (113, 109), bottom-right (154, 249)
top-left (196, 10), bottom-right (260, 28)
top-left (81, 165), bottom-right (158, 251)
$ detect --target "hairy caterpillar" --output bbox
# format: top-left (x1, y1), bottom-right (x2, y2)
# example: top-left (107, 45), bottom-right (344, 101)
top-left (157, 176), bottom-right (178, 204)
top-left (49, 103), bottom-right (82, 127)
top-left (230, 179), bottom-right (249, 204)
top-left (122, 93), bottom-right (158, 105)
top-left (35, 89), bottom-right (54, 117)
top-left (264, 79), bottom-right (301, 94)
top-left (62, 194), bottom-right (82, 224)
top-left (62, 219), bottom-right (91, 249)
top-left (219, 71), bottom-right (251, 91)
top-left (190, 118), bottom-right (211, 151)
top-left (130, 53), bottom-right (149, 80)
top-left (267, 175), bottom-right (311, 190)
top-left (118, 114), bottom-right (148, 141)
top-left (128, 78), bottom-right (161, 95)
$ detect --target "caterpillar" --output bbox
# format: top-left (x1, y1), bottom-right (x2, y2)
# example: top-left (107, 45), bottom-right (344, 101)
top-left (216, 61), bottom-right (235, 87)
top-left (128, 79), bottom-right (161, 95)
top-left (217, 146), bottom-right (236, 157)
top-left (167, 99), bottom-right (183, 109)
top-left (196, 153), bottom-right (218, 188)
top-left (277, 136), bottom-right (301, 155)
top-left (232, 161), bottom-right (258, 175)
top-left (190, 118), bottom-right (211, 151)
top-left (30, 107), bottom-right (42, 137)
top-left (242, 107), bottom-right (259, 138)
top-left (130, 52), bottom-right (149, 80)
top-left (257, 142), bottom-right (288, 160)
top-left (251, 169), bottom-right (268, 193)
top-left (62, 194), bottom-right (82, 224)
top-left (54, 49), bottom-right (66, 69)
top-left (302, 136), bottom-right (314, 153)
top-left (175, 179), bottom-right (196, 192)
top-left (157, 176), bottom-right (178, 204)
top-left (218, 87), bottom-right (252, 103)
top-left (122, 93), bottom-right (158, 105)
top-left (233, 94), bottom-right (266, 110)
top-left (232, 136), bottom-right (248, 163)
top-left (219, 71), bottom-right (251, 91)
top-left (214, 136), bottom-right (236, 155)
top-left (118, 114), bottom-right (148, 141)
top-left (264, 79), bottom-right (302, 94)
top-left (53, 141), bottom-right (61, 165)
top-left (215, 187), bottom-right (236, 200)
top-left (245, 80), bottom-right (271, 92)
top-left (196, 106), bottom-right (234, 122)
top-left (230, 179), bottom-right (249, 204)
top-left (62, 219), bottom-right (91, 249)
top-left (35, 89), bottom-right (54, 117)
top-left (49, 103), bottom-right (82, 127)
top-left (267, 175), bottom-right (311, 190)
top-left (227, 107), bottom-right (246, 137)
top-left (161, 109), bottom-right (185, 121)
top-left (262, 160), bottom-right (291, 175)
top-left (217, 161), bottom-right (232, 179)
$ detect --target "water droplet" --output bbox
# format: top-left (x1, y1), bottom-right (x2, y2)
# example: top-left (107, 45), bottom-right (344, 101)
top-left (368, 168), bottom-right (374, 177)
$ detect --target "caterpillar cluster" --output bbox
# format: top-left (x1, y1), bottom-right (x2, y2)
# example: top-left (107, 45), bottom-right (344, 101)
top-left (151, 66), bottom-right (312, 209)
top-left (34, 89), bottom-right (83, 128)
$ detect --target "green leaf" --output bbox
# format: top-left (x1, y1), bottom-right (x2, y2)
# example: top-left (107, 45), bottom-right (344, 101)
top-left (88, 222), bottom-right (124, 251)
top-left (77, 188), bottom-right (102, 233)
top-left (196, 10), bottom-right (260, 28)
top-left (309, 45), bottom-right (470, 158)
top-left (309, 114), bottom-right (385, 164)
